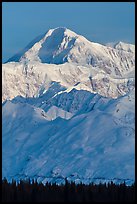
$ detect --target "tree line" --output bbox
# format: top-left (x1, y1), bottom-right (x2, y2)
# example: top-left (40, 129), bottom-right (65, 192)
top-left (2, 178), bottom-right (135, 202)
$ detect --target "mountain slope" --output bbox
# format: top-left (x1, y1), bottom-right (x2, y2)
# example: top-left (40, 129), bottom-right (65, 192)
top-left (2, 59), bottom-right (134, 102)
top-left (2, 90), bottom-right (135, 185)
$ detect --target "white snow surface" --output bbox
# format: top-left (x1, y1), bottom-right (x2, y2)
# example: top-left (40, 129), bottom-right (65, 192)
top-left (2, 27), bottom-right (135, 185)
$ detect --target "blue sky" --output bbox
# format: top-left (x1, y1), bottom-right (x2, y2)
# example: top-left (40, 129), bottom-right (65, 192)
top-left (2, 2), bottom-right (135, 63)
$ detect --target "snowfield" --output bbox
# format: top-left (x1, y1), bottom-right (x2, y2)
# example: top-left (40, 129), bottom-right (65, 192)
top-left (2, 27), bottom-right (135, 185)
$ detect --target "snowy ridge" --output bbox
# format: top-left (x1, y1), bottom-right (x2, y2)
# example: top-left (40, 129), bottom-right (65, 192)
top-left (106, 41), bottom-right (135, 53)
top-left (2, 60), bottom-right (134, 102)
top-left (2, 90), bottom-right (135, 184)
top-left (2, 27), bottom-right (135, 185)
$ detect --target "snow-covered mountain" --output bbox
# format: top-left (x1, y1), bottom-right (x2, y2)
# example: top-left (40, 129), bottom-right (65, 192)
top-left (7, 27), bottom-right (134, 74)
top-left (2, 27), bottom-right (135, 101)
top-left (2, 27), bottom-right (135, 185)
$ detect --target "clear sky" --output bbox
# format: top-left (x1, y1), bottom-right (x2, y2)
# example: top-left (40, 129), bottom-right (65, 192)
top-left (2, 2), bottom-right (135, 63)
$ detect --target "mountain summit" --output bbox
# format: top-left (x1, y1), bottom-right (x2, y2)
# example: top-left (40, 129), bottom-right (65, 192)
top-left (7, 27), bottom-right (134, 73)
top-left (7, 27), bottom-right (80, 63)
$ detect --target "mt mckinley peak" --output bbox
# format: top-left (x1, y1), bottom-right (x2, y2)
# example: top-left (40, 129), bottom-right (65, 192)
top-left (2, 28), bottom-right (135, 185)
top-left (7, 27), bottom-right (80, 64)
top-left (3, 27), bottom-right (135, 101)
top-left (6, 27), bottom-right (134, 68)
